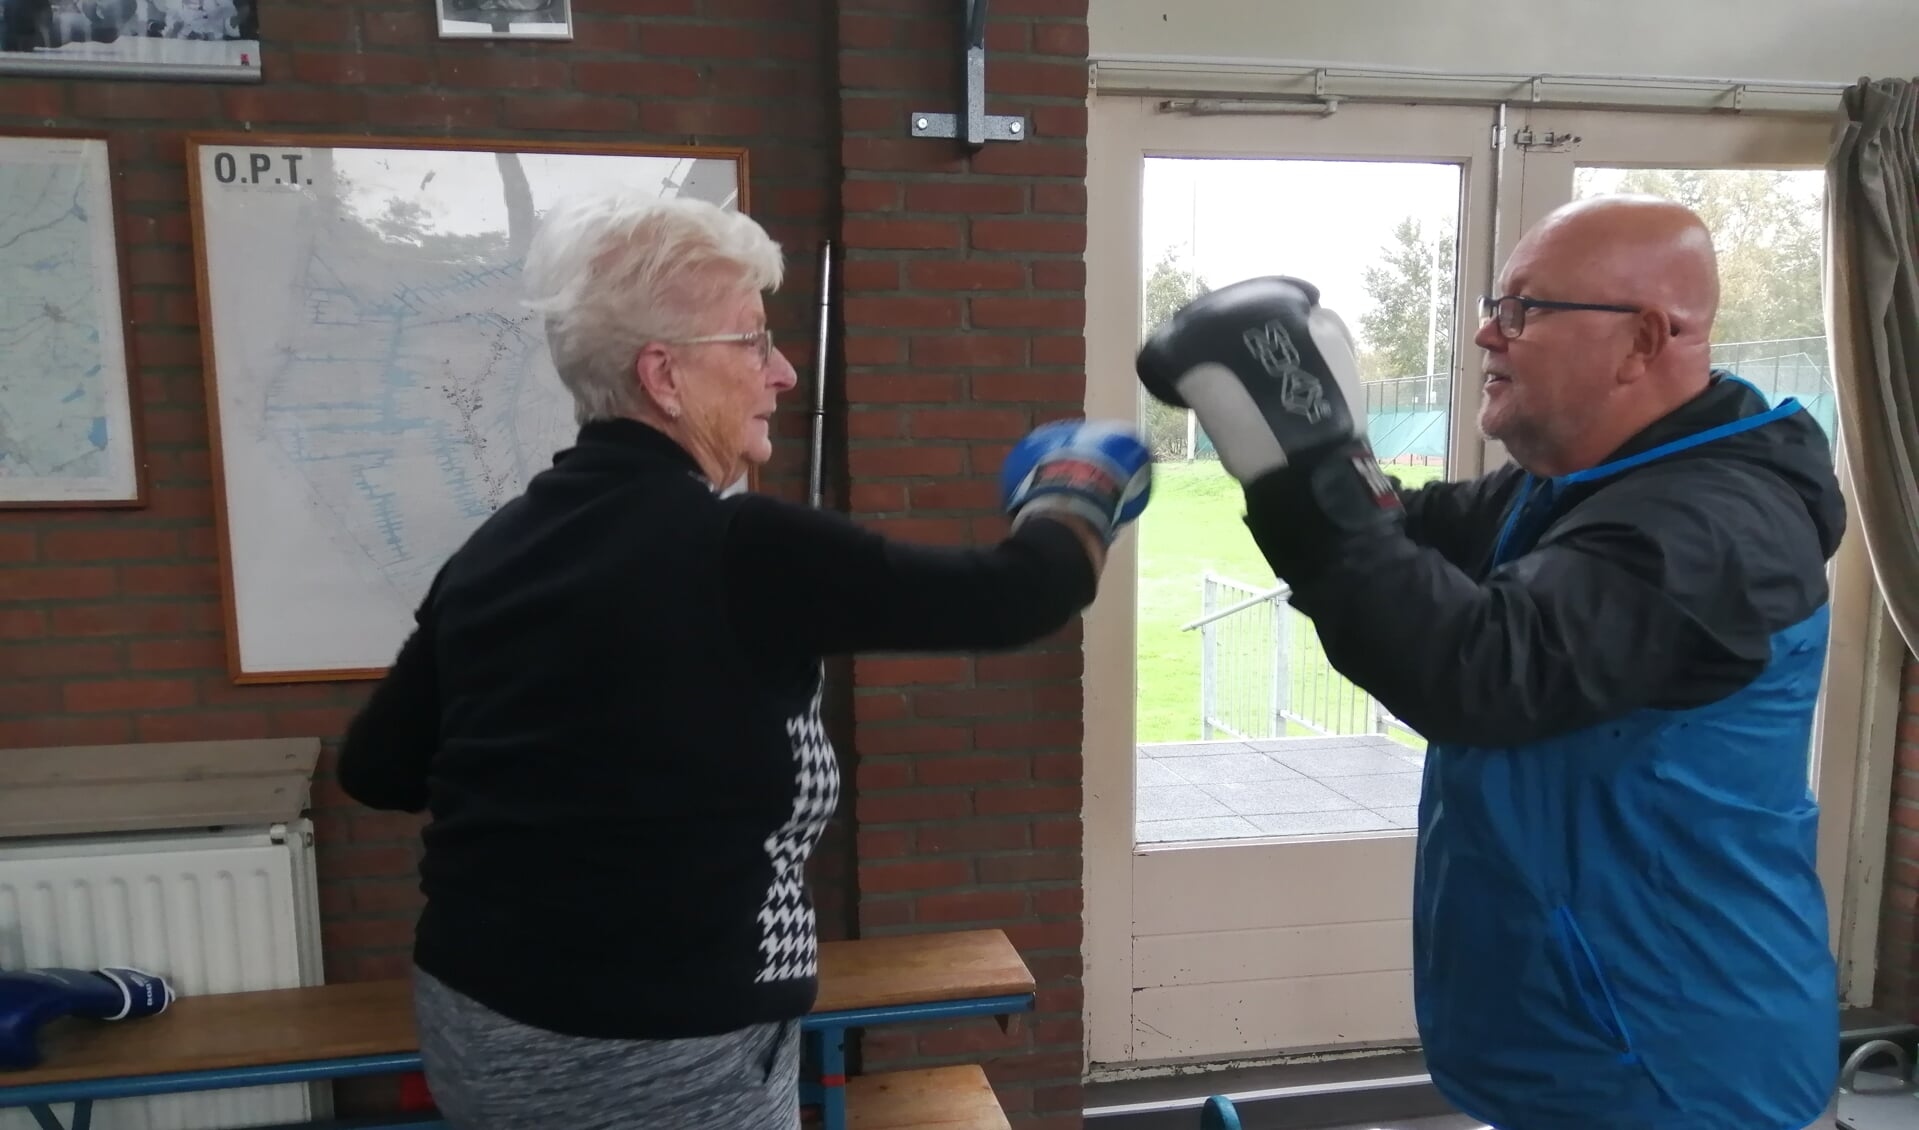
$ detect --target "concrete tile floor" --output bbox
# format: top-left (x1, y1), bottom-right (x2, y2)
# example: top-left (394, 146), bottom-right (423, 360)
top-left (1135, 735), bottom-right (1425, 844)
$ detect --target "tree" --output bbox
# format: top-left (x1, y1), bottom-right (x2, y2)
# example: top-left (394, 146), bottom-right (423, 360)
top-left (1138, 250), bottom-right (1210, 458)
top-left (1357, 216), bottom-right (1455, 384)
top-left (1596, 169), bottom-right (1824, 346)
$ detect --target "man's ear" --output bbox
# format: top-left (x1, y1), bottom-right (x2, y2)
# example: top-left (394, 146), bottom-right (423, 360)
top-left (1620, 309), bottom-right (1672, 383)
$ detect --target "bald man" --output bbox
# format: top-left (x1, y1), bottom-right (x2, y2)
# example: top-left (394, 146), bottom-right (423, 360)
top-left (1137, 195), bottom-right (1845, 1130)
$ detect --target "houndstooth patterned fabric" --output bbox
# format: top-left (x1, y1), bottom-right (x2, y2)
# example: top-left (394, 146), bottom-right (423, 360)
top-left (754, 666), bottom-right (840, 984)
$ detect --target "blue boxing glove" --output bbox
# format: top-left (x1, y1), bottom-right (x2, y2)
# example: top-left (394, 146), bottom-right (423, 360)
top-left (1000, 419), bottom-right (1153, 545)
top-left (0, 966), bottom-right (175, 1069)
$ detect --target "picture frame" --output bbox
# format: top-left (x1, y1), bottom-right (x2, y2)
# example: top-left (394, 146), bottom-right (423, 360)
top-left (0, 0), bottom-right (262, 82)
top-left (0, 129), bottom-right (147, 508)
top-left (184, 131), bottom-right (748, 683)
top-left (436, 0), bottom-right (573, 41)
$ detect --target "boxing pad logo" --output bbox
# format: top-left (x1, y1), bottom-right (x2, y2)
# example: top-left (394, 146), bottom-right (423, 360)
top-left (1242, 320), bottom-right (1328, 424)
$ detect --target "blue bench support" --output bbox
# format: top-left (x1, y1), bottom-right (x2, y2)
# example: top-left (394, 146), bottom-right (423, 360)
top-left (1, 995), bottom-right (1036, 1130)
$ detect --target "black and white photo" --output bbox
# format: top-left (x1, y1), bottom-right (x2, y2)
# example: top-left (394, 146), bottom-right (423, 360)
top-left (437, 0), bottom-right (571, 40)
top-left (0, 0), bottom-right (260, 80)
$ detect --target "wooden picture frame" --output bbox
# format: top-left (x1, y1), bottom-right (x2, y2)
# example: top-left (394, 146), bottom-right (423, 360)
top-left (184, 132), bottom-right (750, 683)
top-left (0, 129), bottom-right (147, 508)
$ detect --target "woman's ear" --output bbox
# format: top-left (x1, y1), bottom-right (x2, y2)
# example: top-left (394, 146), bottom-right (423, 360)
top-left (634, 342), bottom-right (681, 418)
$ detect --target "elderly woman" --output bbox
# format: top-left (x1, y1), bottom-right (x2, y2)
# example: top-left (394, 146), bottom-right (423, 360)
top-left (335, 190), bottom-right (1149, 1129)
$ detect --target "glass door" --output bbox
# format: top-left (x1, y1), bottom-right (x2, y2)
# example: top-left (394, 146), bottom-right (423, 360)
top-left (1084, 94), bottom-right (1497, 1067)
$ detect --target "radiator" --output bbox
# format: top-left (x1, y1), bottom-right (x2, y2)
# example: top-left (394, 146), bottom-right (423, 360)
top-left (0, 821), bottom-right (328, 1129)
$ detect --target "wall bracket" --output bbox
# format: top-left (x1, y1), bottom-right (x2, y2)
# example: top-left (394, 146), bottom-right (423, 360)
top-left (908, 0), bottom-right (1028, 147)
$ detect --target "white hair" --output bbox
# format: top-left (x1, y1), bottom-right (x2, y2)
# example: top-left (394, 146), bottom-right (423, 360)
top-left (521, 189), bottom-right (785, 424)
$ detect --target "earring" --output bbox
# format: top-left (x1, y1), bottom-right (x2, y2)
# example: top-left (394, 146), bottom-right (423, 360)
top-left (666, 404), bottom-right (681, 419)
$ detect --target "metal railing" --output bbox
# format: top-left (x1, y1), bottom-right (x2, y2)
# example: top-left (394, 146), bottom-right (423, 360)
top-left (1185, 572), bottom-right (1403, 741)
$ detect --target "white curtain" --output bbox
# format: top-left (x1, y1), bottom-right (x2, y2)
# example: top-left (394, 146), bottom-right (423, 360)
top-left (1824, 76), bottom-right (1919, 655)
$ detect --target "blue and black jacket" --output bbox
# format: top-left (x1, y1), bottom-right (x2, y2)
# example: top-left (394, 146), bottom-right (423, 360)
top-left (1249, 373), bottom-right (1847, 1130)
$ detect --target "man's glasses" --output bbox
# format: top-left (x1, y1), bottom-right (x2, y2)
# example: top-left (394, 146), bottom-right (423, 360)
top-left (668, 328), bottom-right (774, 368)
top-left (1479, 295), bottom-right (1651, 340)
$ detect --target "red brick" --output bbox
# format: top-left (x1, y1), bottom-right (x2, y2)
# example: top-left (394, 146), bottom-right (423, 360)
top-left (1033, 182), bottom-right (1088, 214)
top-left (916, 754), bottom-right (1030, 785)
top-left (842, 181), bottom-right (903, 213)
top-left (136, 711), bottom-right (272, 743)
top-left (570, 61), bottom-right (703, 97)
top-left (43, 529), bottom-right (179, 562)
top-left (974, 370), bottom-right (1082, 400)
top-left (838, 13), bottom-right (898, 49)
top-left (917, 890), bottom-right (1027, 923)
top-left (363, 93), bottom-right (498, 130)
top-left (854, 656), bottom-right (971, 686)
top-left (292, 51), bottom-right (434, 87)
top-left (858, 828), bottom-right (912, 859)
top-left (640, 101), bottom-right (765, 136)
top-left (972, 141), bottom-right (1088, 178)
top-left (1031, 259), bottom-right (1087, 290)
top-left (857, 760), bottom-right (913, 790)
top-left (909, 409), bottom-right (1029, 440)
top-left (846, 296), bottom-right (963, 328)
top-left (910, 335), bottom-right (1026, 367)
top-left (859, 859), bottom-right (974, 892)
top-left (909, 479), bottom-right (1001, 510)
top-left (850, 482), bottom-right (908, 511)
top-left (843, 373), bottom-right (963, 403)
top-left (72, 84), bottom-right (218, 120)
top-left (0, 716), bottom-right (132, 747)
top-left (1032, 335), bottom-right (1086, 364)
top-left (3, 82), bottom-right (66, 117)
top-left (844, 335), bottom-right (907, 365)
top-left (972, 218), bottom-right (1086, 253)
top-left (981, 853), bottom-right (1079, 883)
top-left (0, 609), bottom-right (46, 640)
top-left (971, 297), bottom-right (1084, 328)
top-left (848, 445), bottom-right (967, 477)
top-left (919, 821), bottom-right (1030, 854)
top-left (222, 89), bottom-right (369, 124)
top-left (842, 218), bottom-right (962, 250)
top-left (858, 790), bottom-right (975, 823)
top-left (905, 182), bottom-right (1026, 214)
top-left (909, 260), bottom-right (1027, 291)
top-left (641, 23), bottom-right (779, 58)
top-left (0, 568), bottom-right (117, 602)
top-left (64, 677), bottom-right (197, 713)
top-left (1032, 22), bottom-right (1091, 55)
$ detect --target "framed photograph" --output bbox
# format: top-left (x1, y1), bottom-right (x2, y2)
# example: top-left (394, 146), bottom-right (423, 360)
top-left (185, 132), bottom-right (748, 683)
top-left (0, 0), bottom-right (261, 81)
top-left (0, 130), bottom-right (146, 508)
top-left (436, 0), bottom-right (571, 40)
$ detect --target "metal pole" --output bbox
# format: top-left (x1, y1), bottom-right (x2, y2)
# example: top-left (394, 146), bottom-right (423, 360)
top-left (809, 240), bottom-right (833, 509)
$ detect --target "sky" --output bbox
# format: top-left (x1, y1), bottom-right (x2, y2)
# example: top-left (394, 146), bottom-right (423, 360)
top-left (1140, 156), bottom-right (1464, 335)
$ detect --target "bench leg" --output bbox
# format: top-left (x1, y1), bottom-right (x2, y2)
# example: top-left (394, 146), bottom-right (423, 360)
top-left (29, 1100), bottom-right (90, 1130)
top-left (808, 1026), bottom-right (846, 1130)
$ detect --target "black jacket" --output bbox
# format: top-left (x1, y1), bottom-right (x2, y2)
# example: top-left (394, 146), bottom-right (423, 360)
top-left (1250, 373), bottom-right (1846, 746)
top-left (337, 418), bottom-right (1095, 1039)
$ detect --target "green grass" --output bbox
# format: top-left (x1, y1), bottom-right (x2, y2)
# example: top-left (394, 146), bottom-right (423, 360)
top-left (1133, 459), bottom-right (1443, 746)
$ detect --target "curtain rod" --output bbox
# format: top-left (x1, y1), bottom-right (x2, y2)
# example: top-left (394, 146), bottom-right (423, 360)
top-left (1089, 53), bottom-right (1854, 114)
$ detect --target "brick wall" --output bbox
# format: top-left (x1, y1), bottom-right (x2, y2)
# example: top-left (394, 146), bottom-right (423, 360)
top-left (1, 0), bottom-right (1090, 1123)
top-left (1878, 653), bottom-right (1919, 1019)
top-left (836, 1), bottom-right (1090, 1124)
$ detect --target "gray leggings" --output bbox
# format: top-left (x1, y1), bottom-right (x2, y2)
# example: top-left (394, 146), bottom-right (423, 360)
top-left (412, 967), bottom-right (802, 1129)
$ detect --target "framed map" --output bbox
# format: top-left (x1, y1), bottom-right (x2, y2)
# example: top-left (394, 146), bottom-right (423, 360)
top-left (185, 133), bottom-right (749, 683)
top-left (0, 131), bottom-right (145, 507)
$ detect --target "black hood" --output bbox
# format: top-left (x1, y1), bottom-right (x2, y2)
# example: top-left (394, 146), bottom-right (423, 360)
top-left (1561, 371), bottom-right (1847, 561)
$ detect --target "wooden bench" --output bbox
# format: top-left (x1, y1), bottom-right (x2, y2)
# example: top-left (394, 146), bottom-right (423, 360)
top-left (0, 928), bottom-right (1031, 1130)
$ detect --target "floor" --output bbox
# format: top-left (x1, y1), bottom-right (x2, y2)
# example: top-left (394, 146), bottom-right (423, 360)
top-left (1135, 734), bottom-right (1425, 844)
